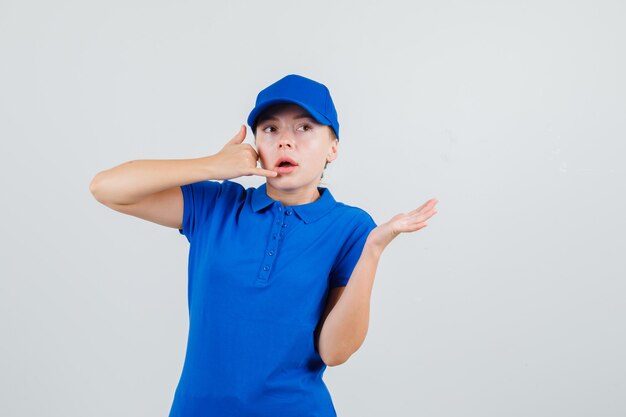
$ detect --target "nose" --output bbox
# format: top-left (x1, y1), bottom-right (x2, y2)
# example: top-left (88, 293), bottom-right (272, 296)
top-left (277, 130), bottom-right (294, 148)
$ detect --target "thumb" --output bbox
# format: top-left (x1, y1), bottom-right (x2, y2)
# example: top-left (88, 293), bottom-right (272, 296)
top-left (226, 124), bottom-right (247, 145)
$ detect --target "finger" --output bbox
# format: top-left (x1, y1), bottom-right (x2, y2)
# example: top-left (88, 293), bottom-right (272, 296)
top-left (408, 199), bottom-right (435, 214)
top-left (226, 124), bottom-right (247, 145)
top-left (244, 143), bottom-right (260, 158)
top-left (409, 198), bottom-right (438, 215)
top-left (410, 209), bottom-right (437, 220)
top-left (404, 221), bottom-right (428, 232)
top-left (252, 167), bottom-right (278, 178)
top-left (408, 208), bottom-right (437, 222)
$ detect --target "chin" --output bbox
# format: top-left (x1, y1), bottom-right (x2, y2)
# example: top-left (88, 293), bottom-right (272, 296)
top-left (268, 178), bottom-right (298, 188)
top-left (268, 175), bottom-right (298, 184)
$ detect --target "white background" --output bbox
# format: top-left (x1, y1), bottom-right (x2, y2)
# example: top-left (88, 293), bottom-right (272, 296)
top-left (1, 1), bottom-right (624, 416)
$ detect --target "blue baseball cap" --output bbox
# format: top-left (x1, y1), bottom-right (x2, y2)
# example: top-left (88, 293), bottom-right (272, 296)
top-left (247, 74), bottom-right (340, 140)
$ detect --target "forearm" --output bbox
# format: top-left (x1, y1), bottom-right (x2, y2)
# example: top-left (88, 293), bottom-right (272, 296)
top-left (90, 156), bottom-right (217, 205)
top-left (317, 198), bottom-right (438, 366)
top-left (318, 240), bottom-right (384, 366)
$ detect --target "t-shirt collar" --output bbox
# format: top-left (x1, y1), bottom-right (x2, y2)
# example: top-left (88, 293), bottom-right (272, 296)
top-left (251, 183), bottom-right (337, 224)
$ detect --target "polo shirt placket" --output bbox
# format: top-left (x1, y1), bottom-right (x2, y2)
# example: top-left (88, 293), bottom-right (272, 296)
top-left (256, 201), bottom-right (294, 286)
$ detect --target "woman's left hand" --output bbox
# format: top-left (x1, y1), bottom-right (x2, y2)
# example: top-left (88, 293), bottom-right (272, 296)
top-left (366, 198), bottom-right (439, 254)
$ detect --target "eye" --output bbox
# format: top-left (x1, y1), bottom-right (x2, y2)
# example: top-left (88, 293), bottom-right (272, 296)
top-left (298, 124), bottom-right (312, 132)
top-left (262, 125), bottom-right (276, 133)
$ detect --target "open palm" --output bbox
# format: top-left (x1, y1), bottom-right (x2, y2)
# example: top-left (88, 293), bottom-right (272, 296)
top-left (367, 198), bottom-right (439, 251)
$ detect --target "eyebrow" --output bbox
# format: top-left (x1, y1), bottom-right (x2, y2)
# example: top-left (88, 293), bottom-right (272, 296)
top-left (257, 113), bottom-right (314, 123)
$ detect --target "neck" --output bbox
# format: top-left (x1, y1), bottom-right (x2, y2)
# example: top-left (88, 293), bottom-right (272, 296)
top-left (265, 183), bottom-right (321, 206)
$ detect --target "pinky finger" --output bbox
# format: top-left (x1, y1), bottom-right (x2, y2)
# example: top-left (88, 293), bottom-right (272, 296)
top-left (255, 168), bottom-right (278, 177)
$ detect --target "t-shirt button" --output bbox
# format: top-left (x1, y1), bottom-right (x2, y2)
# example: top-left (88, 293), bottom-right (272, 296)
top-left (282, 224), bottom-right (287, 228)
top-left (278, 206), bottom-right (282, 211)
top-left (268, 250), bottom-right (274, 256)
top-left (263, 265), bottom-right (270, 271)
top-left (286, 210), bottom-right (292, 215)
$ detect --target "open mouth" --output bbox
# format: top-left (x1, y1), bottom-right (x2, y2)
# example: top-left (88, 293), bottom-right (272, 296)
top-left (275, 157), bottom-right (298, 168)
top-left (275, 157), bottom-right (298, 174)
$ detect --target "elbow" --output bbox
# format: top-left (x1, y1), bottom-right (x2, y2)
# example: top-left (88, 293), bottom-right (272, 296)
top-left (89, 175), bottom-right (99, 195)
top-left (323, 354), bottom-right (350, 367)
top-left (320, 345), bottom-right (352, 367)
top-left (89, 171), bottom-right (115, 205)
top-left (318, 331), bottom-right (367, 367)
top-left (89, 173), bottom-right (105, 203)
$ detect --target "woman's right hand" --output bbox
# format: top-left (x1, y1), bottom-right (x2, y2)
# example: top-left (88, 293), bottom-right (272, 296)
top-left (207, 125), bottom-right (278, 180)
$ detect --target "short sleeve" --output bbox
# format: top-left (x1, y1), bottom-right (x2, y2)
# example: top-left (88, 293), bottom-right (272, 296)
top-left (178, 180), bottom-right (223, 242)
top-left (328, 210), bottom-right (377, 288)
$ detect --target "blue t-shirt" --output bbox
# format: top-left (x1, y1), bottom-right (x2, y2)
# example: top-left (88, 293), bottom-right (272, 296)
top-left (169, 180), bottom-right (377, 417)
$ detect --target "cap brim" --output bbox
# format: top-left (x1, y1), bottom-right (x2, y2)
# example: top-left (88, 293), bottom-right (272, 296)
top-left (247, 98), bottom-right (332, 131)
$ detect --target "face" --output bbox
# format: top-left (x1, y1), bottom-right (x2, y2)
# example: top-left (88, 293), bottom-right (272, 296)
top-left (254, 103), bottom-right (338, 195)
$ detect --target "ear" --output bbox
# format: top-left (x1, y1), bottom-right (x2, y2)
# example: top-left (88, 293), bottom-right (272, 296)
top-left (327, 138), bottom-right (338, 163)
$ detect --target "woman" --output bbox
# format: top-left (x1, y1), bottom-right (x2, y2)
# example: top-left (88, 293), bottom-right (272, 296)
top-left (90, 74), bottom-right (438, 416)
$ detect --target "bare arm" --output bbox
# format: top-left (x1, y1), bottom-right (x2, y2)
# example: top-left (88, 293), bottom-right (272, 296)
top-left (318, 198), bottom-right (439, 366)
top-left (89, 125), bottom-right (277, 228)
top-left (89, 157), bottom-right (215, 206)
top-left (316, 243), bottom-right (381, 367)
